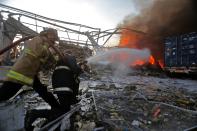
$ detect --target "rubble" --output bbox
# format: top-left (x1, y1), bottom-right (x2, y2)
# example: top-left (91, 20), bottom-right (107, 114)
top-left (73, 67), bottom-right (197, 131)
top-left (1, 56), bottom-right (197, 131)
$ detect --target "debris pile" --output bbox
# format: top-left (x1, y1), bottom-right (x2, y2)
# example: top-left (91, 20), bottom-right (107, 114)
top-left (72, 68), bottom-right (197, 131)
top-left (3, 57), bottom-right (196, 131)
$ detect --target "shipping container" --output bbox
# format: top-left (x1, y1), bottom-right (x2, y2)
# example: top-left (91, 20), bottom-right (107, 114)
top-left (164, 32), bottom-right (197, 74)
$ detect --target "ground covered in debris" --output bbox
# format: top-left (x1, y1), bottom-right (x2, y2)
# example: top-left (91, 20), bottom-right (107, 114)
top-left (19, 67), bottom-right (197, 131)
top-left (77, 68), bottom-right (197, 131)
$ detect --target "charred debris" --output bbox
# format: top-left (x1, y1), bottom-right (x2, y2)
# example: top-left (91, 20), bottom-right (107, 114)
top-left (0, 3), bottom-right (197, 131)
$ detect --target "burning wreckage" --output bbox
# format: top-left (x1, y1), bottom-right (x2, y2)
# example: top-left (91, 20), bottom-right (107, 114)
top-left (0, 3), bottom-right (197, 131)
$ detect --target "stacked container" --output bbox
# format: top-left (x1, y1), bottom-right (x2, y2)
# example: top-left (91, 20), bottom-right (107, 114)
top-left (164, 32), bottom-right (197, 73)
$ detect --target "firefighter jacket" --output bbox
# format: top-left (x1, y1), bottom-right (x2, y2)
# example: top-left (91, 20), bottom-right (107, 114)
top-left (6, 35), bottom-right (58, 85)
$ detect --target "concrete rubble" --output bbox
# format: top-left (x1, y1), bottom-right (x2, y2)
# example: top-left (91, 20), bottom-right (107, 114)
top-left (10, 63), bottom-right (196, 131)
top-left (73, 66), bottom-right (197, 131)
top-left (1, 42), bottom-right (197, 131)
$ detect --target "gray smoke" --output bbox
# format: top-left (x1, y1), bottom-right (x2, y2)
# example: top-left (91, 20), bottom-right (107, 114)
top-left (118, 0), bottom-right (197, 62)
top-left (87, 48), bottom-right (150, 76)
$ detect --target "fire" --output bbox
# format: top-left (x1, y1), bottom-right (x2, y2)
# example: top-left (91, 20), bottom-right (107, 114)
top-left (106, 48), bottom-right (162, 69)
top-left (108, 50), bottom-right (148, 67)
top-left (149, 55), bottom-right (155, 65)
top-left (130, 55), bottom-right (155, 67)
top-left (131, 60), bottom-right (146, 66)
top-left (118, 29), bottom-right (164, 68)
top-left (158, 60), bottom-right (164, 68)
top-left (119, 29), bottom-right (142, 49)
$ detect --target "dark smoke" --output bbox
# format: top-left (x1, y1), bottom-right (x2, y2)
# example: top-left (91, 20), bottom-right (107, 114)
top-left (119, 0), bottom-right (197, 61)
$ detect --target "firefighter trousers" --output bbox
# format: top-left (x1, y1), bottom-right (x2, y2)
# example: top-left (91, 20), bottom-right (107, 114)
top-left (0, 76), bottom-right (60, 108)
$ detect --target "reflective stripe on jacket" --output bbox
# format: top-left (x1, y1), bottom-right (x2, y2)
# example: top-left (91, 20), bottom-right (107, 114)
top-left (5, 36), bottom-right (57, 85)
top-left (7, 70), bottom-right (33, 85)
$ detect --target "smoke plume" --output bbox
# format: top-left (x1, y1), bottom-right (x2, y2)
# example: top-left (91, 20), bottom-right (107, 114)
top-left (119, 0), bottom-right (197, 62)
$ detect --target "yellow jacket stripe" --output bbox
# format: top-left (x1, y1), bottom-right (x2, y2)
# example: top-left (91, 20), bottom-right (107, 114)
top-left (24, 49), bottom-right (37, 58)
top-left (7, 70), bottom-right (33, 85)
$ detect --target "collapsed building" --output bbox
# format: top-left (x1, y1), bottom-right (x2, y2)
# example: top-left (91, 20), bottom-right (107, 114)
top-left (0, 3), bottom-right (197, 131)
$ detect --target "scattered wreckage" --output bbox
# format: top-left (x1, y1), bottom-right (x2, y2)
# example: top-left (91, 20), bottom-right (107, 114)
top-left (1, 63), bottom-right (197, 131)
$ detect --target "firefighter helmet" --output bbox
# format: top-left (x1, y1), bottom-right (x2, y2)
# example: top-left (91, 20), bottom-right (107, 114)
top-left (40, 28), bottom-right (59, 41)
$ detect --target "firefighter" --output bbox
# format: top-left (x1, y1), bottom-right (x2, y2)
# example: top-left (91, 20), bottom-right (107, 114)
top-left (0, 28), bottom-right (60, 108)
top-left (24, 55), bottom-right (82, 131)
top-left (52, 54), bottom-right (82, 112)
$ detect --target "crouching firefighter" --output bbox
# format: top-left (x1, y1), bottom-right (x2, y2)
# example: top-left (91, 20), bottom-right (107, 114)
top-left (52, 54), bottom-right (82, 113)
top-left (24, 55), bottom-right (82, 130)
top-left (0, 28), bottom-right (61, 109)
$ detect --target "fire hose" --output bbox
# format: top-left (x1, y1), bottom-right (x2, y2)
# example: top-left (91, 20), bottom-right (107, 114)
top-left (39, 92), bottom-right (95, 131)
top-left (0, 35), bottom-right (34, 55)
top-left (0, 35), bottom-right (67, 64)
top-left (39, 104), bottom-right (82, 131)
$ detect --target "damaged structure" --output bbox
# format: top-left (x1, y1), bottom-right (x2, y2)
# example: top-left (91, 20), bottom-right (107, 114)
top-left (0, 3), bottom-right (197, 131)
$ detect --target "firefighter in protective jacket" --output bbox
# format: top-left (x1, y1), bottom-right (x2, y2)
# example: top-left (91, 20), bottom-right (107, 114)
top-left (0, 28), bottom-right (61, 108)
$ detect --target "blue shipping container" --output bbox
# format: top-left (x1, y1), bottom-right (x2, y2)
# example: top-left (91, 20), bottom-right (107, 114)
top-left (164, 32), bottom-right (197, 68)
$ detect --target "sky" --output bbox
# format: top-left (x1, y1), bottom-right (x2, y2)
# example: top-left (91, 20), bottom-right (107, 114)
top-left (1, 0), bottom-right (138, 30)
top-left (0, 0), bottom-right (152, 47)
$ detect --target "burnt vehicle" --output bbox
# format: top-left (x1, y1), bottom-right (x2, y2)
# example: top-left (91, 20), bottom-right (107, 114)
top-left (164, 32), bottom-right (197, 74)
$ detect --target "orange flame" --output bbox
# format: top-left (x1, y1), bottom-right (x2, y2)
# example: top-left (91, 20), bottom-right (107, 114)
top-left (131, 60), bottom-right (146, 66)
top-left (118, 29), bottom-right (165, 68)
top-left (119, 29), bottom-right (142, 49)
top-left (149, 55), bottom-right (155, 65)
top-left (158, 60), bottom-right (164, 68)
